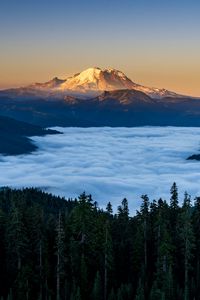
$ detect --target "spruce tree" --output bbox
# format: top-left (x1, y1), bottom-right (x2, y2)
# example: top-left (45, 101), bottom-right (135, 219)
top-left (104, 220), bottom-right (113, 300)
top-left (135, 279), bottom-right (145, 300)
top-left (153, 199), bottom-right (174, 299)
top-left (170, 182), bottom-right (178, 210)
top-left (141, 194), bottom-right (149, 293)
top-left (192, 196), bottom-right (200, 298)
top-left (91, 271), bottom-right (102, 300)
top-left (106, 202), bottom-right (113, 215)
top-left (56, 211), bottom-right (65, 300)
top-left (179, 193), bottom-right (195, 300)
top-left (80, 254), bottom-right (88, 300)
top-left (7, 204), bottom-right (27, 271)
top-left (107, 288), bottom-right (115, 300)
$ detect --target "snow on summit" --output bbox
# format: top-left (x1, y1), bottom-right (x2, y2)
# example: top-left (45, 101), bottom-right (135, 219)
top-left (57, 67), bottom-right (182, 98)
top-left (59, 67), bottom-right (134, 92)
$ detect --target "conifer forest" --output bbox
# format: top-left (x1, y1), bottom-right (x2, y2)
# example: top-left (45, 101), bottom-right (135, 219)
top-left (0, 184), bottom-right (199, 300)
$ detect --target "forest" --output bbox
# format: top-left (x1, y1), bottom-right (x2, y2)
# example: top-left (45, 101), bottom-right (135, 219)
top-left (0, 183), bottom-right (199, 300)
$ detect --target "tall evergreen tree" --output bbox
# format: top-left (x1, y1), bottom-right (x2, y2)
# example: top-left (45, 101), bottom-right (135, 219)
top-left (135, 279), bottom-right (145, 300)
top-left (170, 183), bottom-right (178, 210)
top-left (140, 195), bottom-right (149, 271)
top-left (56, 211), bottom-right (65, 300)
top-left (91, 271), bottom-right (102, 300)
top-left (169, 183), bottom-right (180, 296)
top-left (192, 196), bottom-right (200, 298)
top-left (117, 198), bottom-right (129, 220)
top-left (7, 204), bottom-right (27, 271)
top-left (107, 288), bottom-right (115, 300)
top-left (179, 193), bottom-right (195, 300)
top-left (104, 220), bottom-right (113, 300)
top-left (106, 202), bottom-right (113, 215)
top-left (80, 254), bottom-right (88, 300)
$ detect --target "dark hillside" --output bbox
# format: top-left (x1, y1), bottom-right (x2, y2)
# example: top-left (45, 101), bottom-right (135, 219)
top-left (0, 116), bottom-right (60, 155)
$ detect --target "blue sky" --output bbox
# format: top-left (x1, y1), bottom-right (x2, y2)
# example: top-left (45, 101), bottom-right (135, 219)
top-left (1, 0), bottom-right (200, 95)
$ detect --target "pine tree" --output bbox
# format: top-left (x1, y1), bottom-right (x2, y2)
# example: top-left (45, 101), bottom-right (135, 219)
top-left (115, 198), bottom-right (131, 285)
top-left (169, 182), bottom-right (180, 295)
top-left (134, 195), bottom-right (150, 299)
top-left (117, 198), bottom-right (129, 220)
top-left (91, 271), bottom-right (102, 300)
top-left (80, 254), bottom-right (88, 300)
top-left (135, 279), bottom-right (145, 300)
top-left (149, 281), bottom-right (163, 300)
top-left (7, 204), bottom-right (27, 271)
top-left (170, 182), bottom-right (178, 210)
top-left (107, 288), bottom-right (115, 300)
top-left (56, 211), bottom-right (65, 300)
top-left (26, 205), bottom-right (45, 300)
top-left (153, 199), bottom-right (174, 299)
top-left (6, 289), bottom-right (13, 300)
top-left (70, 286), bottom-right (81, 300)
top-left (192, 196), bottom-right (200, 298)
top-left (106, 202), bottom-right (113, 215)
top-left (104, 220), bottom-right (113, 300)
top-left (140, 195), bottom-right (149, 270)
top-left (0, 208), bottom-right (6, 297)
top-left (179, 193), bottom-right (195, 300)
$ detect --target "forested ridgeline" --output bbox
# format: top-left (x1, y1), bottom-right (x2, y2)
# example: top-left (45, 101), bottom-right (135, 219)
top-left (0, 184), bottom-right (199, 300)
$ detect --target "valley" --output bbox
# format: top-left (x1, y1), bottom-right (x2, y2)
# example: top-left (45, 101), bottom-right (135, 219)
top-left (0, 126), bottom-right (200, 213)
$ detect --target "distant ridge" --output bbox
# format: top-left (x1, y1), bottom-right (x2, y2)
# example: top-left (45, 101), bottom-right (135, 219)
top-left (0, 67), bottom-right (200, 128)
top-left (0, 116), bottom-right (60, 155)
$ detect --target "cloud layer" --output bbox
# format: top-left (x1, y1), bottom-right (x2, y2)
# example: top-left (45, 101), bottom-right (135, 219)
top-left (1, 127), bottom-right (200, 213)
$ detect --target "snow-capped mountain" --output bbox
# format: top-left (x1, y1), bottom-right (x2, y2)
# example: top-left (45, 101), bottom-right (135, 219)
top-left (59, 67), bottom-right (134, 92)
top-left (57, 67), bottom-right (182, 99)
top-left (0, 67), bottom-right (187, 99)
top-left (58, 67), bottom-right (182, 98)
top-left (1, 68), bottom-right (200, 128)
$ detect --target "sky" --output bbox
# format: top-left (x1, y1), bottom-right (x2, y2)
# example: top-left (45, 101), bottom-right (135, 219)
top-left (0, 0), bottom-right (200, 96)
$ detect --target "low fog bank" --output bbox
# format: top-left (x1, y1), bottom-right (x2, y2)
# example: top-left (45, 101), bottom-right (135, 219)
top-left (0, 127), bottom-right (200, 213)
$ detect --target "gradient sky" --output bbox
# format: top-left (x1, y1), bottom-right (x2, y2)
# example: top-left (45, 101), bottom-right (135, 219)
top-left (0, 0), bottom-right (200, 96)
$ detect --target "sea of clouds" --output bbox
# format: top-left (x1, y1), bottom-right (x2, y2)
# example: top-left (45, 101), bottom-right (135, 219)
top-left (1, 127), bottom-right (200, 213)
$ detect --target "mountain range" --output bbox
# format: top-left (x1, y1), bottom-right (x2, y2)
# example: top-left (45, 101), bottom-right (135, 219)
top-left (0, 67), bottom-right (200, 128)
top-left (1, 67), bottom-right (185, 99)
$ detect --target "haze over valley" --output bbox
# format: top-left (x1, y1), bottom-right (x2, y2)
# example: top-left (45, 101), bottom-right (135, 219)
top-left (0, 126), bottom-right (200, 213)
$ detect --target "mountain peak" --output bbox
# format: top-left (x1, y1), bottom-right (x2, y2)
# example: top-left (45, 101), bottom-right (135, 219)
top-left (60, 67), bottom-right (134, 92)
top-left (31, 77), bottom-right (65, 89)
top-left (75, 67), bottom-right (102, 80)
top-left (6, 67), bottom-right (186, 99)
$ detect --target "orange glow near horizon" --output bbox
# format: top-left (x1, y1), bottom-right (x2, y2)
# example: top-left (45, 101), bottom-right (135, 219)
top-left (0, 63), bottom-right (199, 97)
